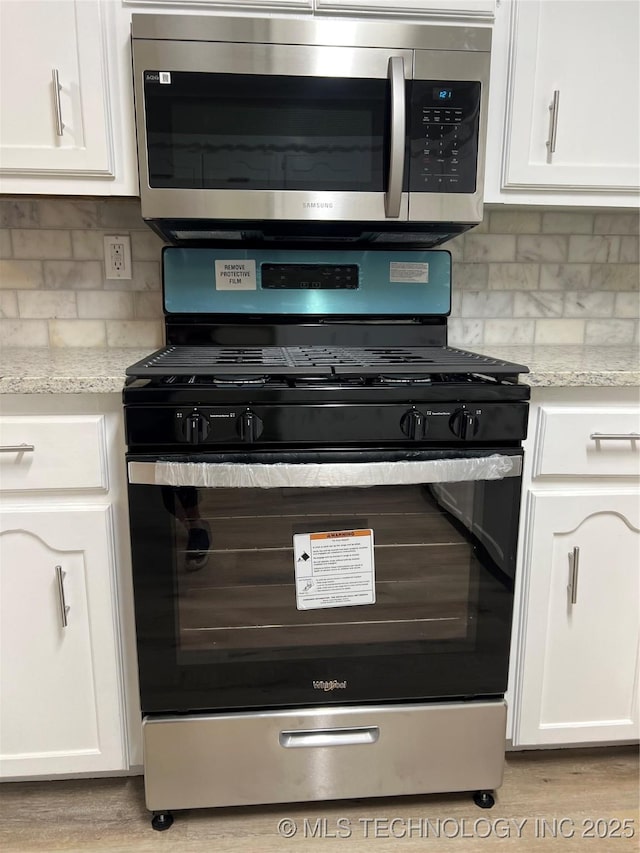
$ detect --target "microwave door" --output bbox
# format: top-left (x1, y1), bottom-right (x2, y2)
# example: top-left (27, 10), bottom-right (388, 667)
top-left (133, 40), bottom-right (412, 223)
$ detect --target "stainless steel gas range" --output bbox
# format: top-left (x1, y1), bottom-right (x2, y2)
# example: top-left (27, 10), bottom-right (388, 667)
top-left (123, 246), bottom-right (529, 830)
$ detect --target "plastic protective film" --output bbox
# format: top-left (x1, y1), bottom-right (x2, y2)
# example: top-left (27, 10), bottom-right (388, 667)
top-left (132, 455), bottom-right (522, 489)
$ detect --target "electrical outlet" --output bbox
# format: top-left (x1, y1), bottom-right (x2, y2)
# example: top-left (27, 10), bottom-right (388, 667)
top-left (104, 235), bottom-right (132, 280)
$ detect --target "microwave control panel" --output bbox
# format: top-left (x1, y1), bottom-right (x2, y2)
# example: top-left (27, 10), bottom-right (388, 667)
top-left (409, 81), bottom-right (481, 194)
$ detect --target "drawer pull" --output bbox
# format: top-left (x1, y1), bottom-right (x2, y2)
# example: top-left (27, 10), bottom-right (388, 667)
top-left (280, 726), bottom-right (379, 749)
top-left (567, 546), bottom-right (580, 606)
top-left (0, 444), bottom-right (35, 453)
top-left (590, 433), bottom-right (640, 441)
top-left (55, 565), bottom-right (70, 628)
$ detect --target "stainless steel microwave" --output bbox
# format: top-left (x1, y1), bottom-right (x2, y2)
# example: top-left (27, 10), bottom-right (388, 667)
top-left (131, 15), bottom-right (491, 245)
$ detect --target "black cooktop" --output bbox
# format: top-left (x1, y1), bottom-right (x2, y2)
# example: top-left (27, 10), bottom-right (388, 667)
top-left (126, 345), bottom-right (529, 379)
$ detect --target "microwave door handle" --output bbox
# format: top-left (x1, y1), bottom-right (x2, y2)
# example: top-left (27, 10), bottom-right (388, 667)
top-left (385, 56), bottom-right (406, 218)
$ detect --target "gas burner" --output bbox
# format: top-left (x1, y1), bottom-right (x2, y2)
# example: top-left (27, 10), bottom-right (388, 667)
top-left (291, 375), bottom-right (366, 387)
top-left (290, 375), bottom-right (335, 386)
top-left (376, 374), bottom-right (433, 386)
top-left (211, 375), bottom-right (268, 387)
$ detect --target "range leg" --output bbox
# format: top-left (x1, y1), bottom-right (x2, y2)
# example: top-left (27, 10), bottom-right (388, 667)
top-left (473, 790), bottom-right (495, 809)
top-left (151, 811), bottom-right (174, 831)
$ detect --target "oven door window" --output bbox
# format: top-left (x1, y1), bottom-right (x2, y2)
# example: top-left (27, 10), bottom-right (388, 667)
top-left (128, 451), bottom-right (522, 713)
top-left (143, 72), bottom-right (391, 192)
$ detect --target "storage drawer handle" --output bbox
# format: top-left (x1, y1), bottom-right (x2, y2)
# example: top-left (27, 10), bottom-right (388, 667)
top-left (590, 432), bottom-right (640, 441)
top-left (55, 565), bottom-right (70, 628)
top-left (279, 726), bottom-right (379, 749)
top-left (52, 68), bottom-right (65, 136)
top-left (0, 444), bottom-right (35, 453)
top-left (546, 89), bottom-right (560, 159)
top-left (567, 546), bottom-right (579, 606)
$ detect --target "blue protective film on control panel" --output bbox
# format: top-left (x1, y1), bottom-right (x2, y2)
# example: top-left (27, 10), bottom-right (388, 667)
top-left (163, 248), bottom-right (451, 316)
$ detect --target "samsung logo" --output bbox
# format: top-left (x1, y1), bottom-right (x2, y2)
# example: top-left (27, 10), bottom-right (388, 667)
top-left (303, 202), bottom-right (334, 209)
top-left (313, 680), bottom-right (347, 691)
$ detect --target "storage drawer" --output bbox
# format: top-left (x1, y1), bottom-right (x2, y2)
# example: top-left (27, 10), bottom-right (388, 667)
top-left (533, 406), bottom-right (640, 478)
top-left (0, 416), bottom-right (107, 491)
top-left (143, 701), bottom-right (506, 811)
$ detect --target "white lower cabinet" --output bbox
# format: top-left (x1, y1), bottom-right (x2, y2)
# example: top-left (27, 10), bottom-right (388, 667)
top-left (514, 489), bottom-right (640, 746)
top-left (0, 397), bottom-right (137, 779)
top-left (510, 389), bottom-right (640, 748)
top-left (0, 505), bottom-right (126, 777)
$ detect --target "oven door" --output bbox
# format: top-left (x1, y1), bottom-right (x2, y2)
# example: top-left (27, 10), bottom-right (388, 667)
top-left (127, 449), bottom-right (523, 714)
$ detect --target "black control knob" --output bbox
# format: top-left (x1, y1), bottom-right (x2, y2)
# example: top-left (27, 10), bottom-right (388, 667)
top-left (400, 409), bottom-right (427, 441)
top-left (183, 412), bottom-right (210, 445)
top-left (450, 408), bottom-right (480, 440)
top-left (237, 410), bottom-right (264, 443)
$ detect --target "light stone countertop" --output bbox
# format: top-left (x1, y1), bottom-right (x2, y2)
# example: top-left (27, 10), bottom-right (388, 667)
top-left (0, 348), bottom-right (152, 394)
top-left (474, 345), bottom-right (640, 388)
top-left (0, 345), bottom-right (638, 394)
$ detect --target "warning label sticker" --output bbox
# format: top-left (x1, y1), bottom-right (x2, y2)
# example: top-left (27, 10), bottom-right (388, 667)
top-left (293, 529), bottom-right (375, 611)
top-left (214, 259), bottom-right (257, 290)
top-left (389, 262), bottom-right (429, 283)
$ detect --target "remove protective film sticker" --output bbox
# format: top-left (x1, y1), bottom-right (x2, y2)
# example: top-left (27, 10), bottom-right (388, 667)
top-left (389, 261), bottom-right (429, 283)
top-left (293, 529), bottom-right (375, 611)
top-left (214, 259), bottom-right (257, 290)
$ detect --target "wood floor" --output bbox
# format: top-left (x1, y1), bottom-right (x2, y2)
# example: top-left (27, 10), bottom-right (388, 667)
top-left (1, 746), bottom-right (638, 852)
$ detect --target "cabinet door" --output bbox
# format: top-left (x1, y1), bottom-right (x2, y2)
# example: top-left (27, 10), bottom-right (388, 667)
top-left (314, 0), bottom-right (494, 18)
top-left (0, 0), bottom-right (114, 178)
top-left (502, 0), bottom-right (640, 194)
top-left (514, 490), bottom-right (640, 746)
top-left (0, 506), bottom-right (126, 777)
top-left (128, 0), bottom-right (312, 10)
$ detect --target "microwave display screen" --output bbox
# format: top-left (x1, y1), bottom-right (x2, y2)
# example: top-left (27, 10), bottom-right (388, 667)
top-left (409, 82), bottom-right (481, 194)
top-left (144, 72), bottom-right (394, 193)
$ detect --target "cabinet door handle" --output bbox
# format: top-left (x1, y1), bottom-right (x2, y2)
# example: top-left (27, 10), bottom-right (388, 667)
top-left (52, 68), bottom-right (65, 137)
top-left (590, 432), bottom-right (640, 441)
top-left (546, 89), bottom-right (560, 159)
top-left (55, 565), bottom-right (70, 628)
top-left (0, 444), bottom-right (35, 453)
top-left (567, 546), bottom-right (579, 606)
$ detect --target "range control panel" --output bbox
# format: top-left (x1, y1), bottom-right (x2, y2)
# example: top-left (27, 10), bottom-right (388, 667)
top-left (125, 402), bottom-right (528, 447)
top-left (410, 81), bottom-right (481, 194)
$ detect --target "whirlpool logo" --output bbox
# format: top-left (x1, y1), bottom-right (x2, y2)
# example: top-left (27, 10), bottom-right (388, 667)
top-left (313, 680), bottom-right (347, 691)
top-left (303, 202), bottom-right (334, 209)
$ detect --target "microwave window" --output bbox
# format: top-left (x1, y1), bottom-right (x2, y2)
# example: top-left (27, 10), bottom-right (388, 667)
top-left (144, 72), bottom-right (390, 192)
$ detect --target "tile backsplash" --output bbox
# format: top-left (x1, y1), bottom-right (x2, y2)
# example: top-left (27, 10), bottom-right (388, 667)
top-left (0, 197), bottom-right (638, 348)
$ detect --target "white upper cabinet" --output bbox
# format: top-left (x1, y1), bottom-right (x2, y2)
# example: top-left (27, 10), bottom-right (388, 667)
top-left (0, 0), bottom-right (137, 195)
top-left (0, 0), bottom-right (113, 178)
top-left (123, 0), bottom-right (312, 10)
top-left (314, 0), bottom-right (495, 19)
top-left (486, 0), bottom-right (640, 205)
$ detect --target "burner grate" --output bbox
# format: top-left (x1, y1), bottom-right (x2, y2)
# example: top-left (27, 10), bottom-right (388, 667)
top-left (126, 345), bottom-right (529, 378)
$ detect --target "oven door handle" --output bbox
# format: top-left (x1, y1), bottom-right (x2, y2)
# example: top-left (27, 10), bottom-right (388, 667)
top-left (128, 455), bottom-right (522, 488)
top-left (279, 726), bottom-right (379, 749)
top-left (385, 55), bottom-right (406, 218)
